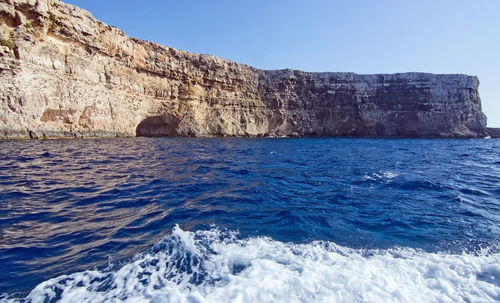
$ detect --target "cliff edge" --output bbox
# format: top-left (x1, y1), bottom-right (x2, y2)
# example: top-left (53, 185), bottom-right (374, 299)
top-left (0, 0), bottom-right (489, 138)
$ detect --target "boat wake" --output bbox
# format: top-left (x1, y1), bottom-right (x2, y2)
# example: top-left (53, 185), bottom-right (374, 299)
top-left (4, 225), bottom-right (500, 302)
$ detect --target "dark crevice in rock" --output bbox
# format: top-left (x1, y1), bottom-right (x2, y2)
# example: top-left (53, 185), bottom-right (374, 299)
top-left (136, 115), bottom-right (181, 137)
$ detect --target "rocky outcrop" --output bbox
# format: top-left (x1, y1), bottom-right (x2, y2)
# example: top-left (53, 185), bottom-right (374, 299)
top-left (0, 0), bottom-right (489, 139)
top-left (487, 128), bottom-right (500, 138)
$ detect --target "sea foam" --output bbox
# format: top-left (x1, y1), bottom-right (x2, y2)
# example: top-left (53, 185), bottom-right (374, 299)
top-left (9, 226), bottom-right (500, 303)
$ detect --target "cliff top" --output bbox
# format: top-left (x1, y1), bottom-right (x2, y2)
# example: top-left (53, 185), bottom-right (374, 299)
top-left (0, 0), bottom-right (479, 84)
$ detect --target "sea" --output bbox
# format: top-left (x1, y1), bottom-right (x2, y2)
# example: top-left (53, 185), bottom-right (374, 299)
top-left (0, 137), bottom-right (499, 302)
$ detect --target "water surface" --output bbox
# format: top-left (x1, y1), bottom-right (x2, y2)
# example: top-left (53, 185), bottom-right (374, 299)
top-left (0, 138), bottom-right (499, 301)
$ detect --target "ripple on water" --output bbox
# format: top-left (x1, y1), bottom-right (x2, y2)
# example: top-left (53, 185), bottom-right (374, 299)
top-left (0, 137), bottom-right (499, 297)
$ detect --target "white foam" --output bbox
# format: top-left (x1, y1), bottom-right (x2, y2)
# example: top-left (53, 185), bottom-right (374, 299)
top-left (382, 171), bottom-right (399, 179)
top-left (16, 226), bottom-right (500, 303)
top-left (362, 170), bottom-right (399, 182)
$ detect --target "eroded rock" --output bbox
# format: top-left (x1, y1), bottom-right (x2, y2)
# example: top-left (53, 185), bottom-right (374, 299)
top-left (0, 0), bottom-right (490, 139)
top-left (487, 128), bottom-right (500, 138)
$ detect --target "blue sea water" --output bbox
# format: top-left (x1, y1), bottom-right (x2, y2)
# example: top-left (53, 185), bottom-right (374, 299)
top-left (0, 138), bottom-right (499, 302)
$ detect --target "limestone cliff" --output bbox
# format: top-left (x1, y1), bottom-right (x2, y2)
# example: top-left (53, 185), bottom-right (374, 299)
top-left (0, 0), bottom-right (489, 139)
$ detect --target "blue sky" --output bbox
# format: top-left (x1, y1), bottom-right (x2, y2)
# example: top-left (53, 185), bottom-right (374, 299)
top-left (65, 0), bottom-right (499, 127)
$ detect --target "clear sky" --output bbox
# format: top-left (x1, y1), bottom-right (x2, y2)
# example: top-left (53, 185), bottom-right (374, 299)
top-left (64, 0), bottom-right (499, 127)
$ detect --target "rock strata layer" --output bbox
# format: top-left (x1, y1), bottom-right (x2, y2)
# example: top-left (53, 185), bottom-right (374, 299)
top-left (0, 0), bottom-right (489, 139)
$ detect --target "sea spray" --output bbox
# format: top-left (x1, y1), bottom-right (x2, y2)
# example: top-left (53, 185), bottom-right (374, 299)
top-left (17, 226), bottom-right (500, 303)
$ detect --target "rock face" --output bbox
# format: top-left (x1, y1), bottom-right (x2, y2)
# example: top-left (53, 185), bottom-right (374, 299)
top-left (487, 128), bottom-right (500, 138)
top-left (0, 0), bottom-right (489, 139)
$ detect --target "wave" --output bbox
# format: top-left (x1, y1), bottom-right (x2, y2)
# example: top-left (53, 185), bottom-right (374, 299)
top-left (4, 226), bottom-right (500, 303)
top-left (362, 170), bottom-right (399, 182)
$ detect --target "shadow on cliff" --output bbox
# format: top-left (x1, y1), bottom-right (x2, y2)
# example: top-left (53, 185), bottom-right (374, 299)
top-left (136, 115), bottom-right (181, 137)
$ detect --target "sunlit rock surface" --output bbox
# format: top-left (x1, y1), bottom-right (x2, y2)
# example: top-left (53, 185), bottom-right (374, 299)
top-left (0, 0), bottom-right (489, 138)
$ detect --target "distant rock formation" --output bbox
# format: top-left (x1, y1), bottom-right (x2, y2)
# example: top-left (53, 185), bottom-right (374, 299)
top-left (487, 128), bottom-right (500, 138)
top-left (0, 0), bottom-right (489, 138)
